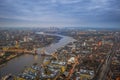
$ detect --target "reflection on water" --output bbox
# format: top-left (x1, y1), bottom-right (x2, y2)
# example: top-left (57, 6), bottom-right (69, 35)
top-left (0, 33), bottom-right (75, 77)
top-left (34, 55), bottom-right (38, 61)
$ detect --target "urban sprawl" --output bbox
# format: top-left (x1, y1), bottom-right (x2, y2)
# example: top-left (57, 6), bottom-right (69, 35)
top-left (0, 27), bottom-right (120, 80)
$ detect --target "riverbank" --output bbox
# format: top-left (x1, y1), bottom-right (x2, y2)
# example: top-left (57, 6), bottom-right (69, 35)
top-left (0, 36), bottom-right (62, 68)
top-left (0, 53), bottom-right (23, 68)
top-left (0, 33), bottom-right (75, 77)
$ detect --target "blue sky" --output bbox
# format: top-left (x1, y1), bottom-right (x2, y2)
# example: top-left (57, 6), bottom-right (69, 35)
top-left (0, 0), bottom-right (120, 28)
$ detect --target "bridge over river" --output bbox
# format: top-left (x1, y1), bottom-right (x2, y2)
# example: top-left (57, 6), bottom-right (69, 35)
top-left (0, 32), bottom-right (76, 77)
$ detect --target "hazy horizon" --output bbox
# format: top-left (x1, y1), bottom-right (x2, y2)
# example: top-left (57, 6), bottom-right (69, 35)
top-left (0, 0), bottom-right (120, 28)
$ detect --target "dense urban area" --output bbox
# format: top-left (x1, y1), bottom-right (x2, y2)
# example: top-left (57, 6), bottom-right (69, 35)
top-left (0, 28), bottom-right (61, 65)
top-left (0, 27), bottom-right (120, 80)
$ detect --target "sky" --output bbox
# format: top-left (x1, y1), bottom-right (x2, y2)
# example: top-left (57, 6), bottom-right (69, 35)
top-left (0, 0), bottom-right (120, 28)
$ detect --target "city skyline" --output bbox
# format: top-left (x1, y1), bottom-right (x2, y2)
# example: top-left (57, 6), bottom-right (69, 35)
top-left (0, 0), bottom-right (120, 28)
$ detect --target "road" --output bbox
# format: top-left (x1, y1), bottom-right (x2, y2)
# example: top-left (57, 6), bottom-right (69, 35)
top-left (97, 35), bottom-right (118, 80)
top-left (0, 33), bottom-right (76, 77)
top-left (98, 51), bottom-right (112, 80)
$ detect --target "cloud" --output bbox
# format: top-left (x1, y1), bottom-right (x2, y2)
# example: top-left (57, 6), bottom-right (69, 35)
top-left (0, 0), bottom-right (120, 27)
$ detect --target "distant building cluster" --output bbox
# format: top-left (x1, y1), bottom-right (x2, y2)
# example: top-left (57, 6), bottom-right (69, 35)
top-left (1, 28), bottom-right (120, 80)
top-left (0, 29), bottom-right (61, 65)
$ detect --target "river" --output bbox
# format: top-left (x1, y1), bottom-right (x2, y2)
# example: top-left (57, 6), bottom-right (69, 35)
top-left (0, 33), bottom-right (76, 77)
